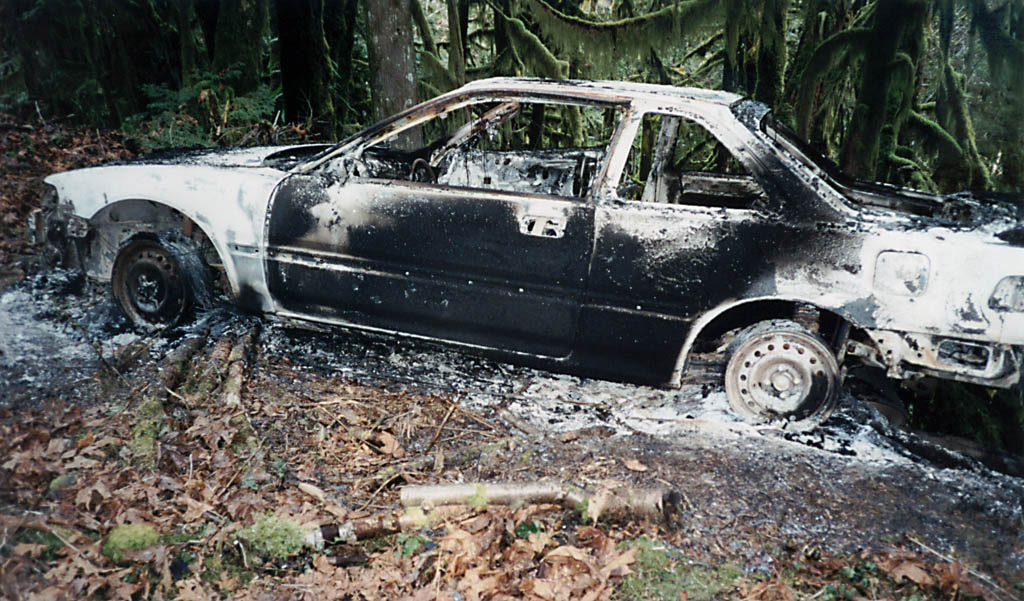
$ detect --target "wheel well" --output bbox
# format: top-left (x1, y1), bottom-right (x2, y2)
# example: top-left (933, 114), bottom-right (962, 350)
top-left (84, 200), bottom-right (228, 294)
top-left (689, 300), bottom-right (850, 354)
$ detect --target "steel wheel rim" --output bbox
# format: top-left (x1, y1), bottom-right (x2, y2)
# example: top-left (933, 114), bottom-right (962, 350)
top-left (113, 241), bottom-right (187, 329)
top-left (726, 329), bottom-right (839, 423)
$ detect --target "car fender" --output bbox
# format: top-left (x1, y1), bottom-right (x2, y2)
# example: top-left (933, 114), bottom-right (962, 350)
top-left (44, 164), bottom-right (287, 310)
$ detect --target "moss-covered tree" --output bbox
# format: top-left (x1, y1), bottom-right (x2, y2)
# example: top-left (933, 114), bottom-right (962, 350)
top-left (364, 0), bottom-right (420, 145)
top-left (277, 0), bottom-right (335, 136)
top-left (213, 0), bottom-right (270, 93)
top-left (969, 0), bottom-right (1024, 192)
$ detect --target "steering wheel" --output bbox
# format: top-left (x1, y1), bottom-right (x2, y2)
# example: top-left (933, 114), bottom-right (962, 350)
top-left (409, 158), bottom-right (436, 183)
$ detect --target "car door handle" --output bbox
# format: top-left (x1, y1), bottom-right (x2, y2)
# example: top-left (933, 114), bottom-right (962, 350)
top-left (519, 215), bottom-right (566, 239)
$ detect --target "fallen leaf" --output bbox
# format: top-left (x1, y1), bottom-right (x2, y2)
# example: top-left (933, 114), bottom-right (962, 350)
top-left (74, 481), bottom-right (111, 510)
top-left (587, 488), bottom-right (610, 524)
top-left (298, 482), bottom-right (326, 503)
top-left (599, 545), bottom-right (636, 578)
top-left (179, 497), bottom-right (215, 523)
top-left (376, 431), bottom-right (405, 458)
top-left (75, 432), bottom-right (94, 450)
top-left (175, 577), bottom-right (216, 601)
top-left (64, 455), bottom-right (99, 470)
top-left (13, 542), bottom-right (47, 558)
top-left (891, 561), bottom-right (935, 586)
top-left (622, 458), bottom-right (647, 472)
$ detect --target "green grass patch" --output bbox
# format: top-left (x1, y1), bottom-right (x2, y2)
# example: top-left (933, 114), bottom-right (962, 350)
top-left (614, 538), bottom-right (743, 601)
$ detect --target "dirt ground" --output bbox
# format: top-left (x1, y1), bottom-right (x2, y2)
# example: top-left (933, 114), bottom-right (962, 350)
top-left (1, 268), bottom-right (1023, 596)
top-left (1, 118), bottom-right (1022, 600)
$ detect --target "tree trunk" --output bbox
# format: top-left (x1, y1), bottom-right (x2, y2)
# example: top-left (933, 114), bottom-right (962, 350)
top-left (324, 0), bottom-right (360, 121)
top-left (213, 0), bottom-right (269, 93)
top-left (839, 0), bottom-right (925, 180)
top-left (276, 0), bottom-right (335, 137)
top-left (493, 0), bottom-right (512, 73)
top-left (753, 0), bottom-right (790, 110)
top-left (196, 0), bottom-right (220, 63)
top-left (364, 0), bottom-right (421, 146)
top-left (447, 0), bottom-right (468, 86)
top-left (176, 1), bottom-right (199, 87)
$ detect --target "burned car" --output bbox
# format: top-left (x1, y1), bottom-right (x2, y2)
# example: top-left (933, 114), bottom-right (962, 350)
top-left (32, 78), bottom-right (1024, 428)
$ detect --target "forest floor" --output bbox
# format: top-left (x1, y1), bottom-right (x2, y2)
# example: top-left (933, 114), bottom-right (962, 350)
top-left (1, 115), bottom-right (1023, 601)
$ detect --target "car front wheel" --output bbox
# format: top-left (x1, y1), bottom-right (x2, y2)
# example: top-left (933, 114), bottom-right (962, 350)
top-left (724, 319), bottom-right (840, 429)
top-left (111, 234), bottom-right (209, 331)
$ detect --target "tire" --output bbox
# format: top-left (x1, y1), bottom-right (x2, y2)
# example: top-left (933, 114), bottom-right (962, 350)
top-left (111, 234), bottom-right (211, 331)
top-left (723, 319), bottom-right (841, 430)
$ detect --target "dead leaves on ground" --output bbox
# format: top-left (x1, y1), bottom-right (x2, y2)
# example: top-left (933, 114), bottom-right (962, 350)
top-left (0, 114), bottom-right (132, 268)
top-left (294, 508), bottom-right (636, 601)
top-left (0, 340), bottom-right (1012, 601)
top-left (0, 354), bottom-right (637, 601)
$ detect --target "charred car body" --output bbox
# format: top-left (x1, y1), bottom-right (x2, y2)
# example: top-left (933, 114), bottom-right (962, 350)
top-left (32, 78), bottom-right (1024, 428)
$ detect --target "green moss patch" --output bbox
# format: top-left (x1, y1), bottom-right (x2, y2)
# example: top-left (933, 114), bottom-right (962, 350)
top-left (103, 523), bottom-right (160, 563)
top-left (237, 513), bottom-right (308, 561)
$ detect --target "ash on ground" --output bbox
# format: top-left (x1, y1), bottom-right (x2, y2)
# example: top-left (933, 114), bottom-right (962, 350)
top-left (2, 270), bottom-right (1022, 581)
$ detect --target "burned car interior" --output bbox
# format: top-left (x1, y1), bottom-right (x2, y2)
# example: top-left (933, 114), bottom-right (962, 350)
top-left (323, 98), bottom-right (618, 200)
top-left (626, 113), bottom-right (767, 209)
top-left (35, 78), bottom-right (1024, 432)
top-left (328, 96), bottom-right (766, 210)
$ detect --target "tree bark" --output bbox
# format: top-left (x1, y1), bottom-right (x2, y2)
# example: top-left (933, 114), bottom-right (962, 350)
top-left (447, 0), bottom-right (468, 87)
top-left (364, 0), bottom-right (421, 146)
top-left (196, 0), bottom-right (220, 63)
top-left (324, 0), bottom-right (360, 121)
top-left (753, 0), bottom-right (790, 110)
top-left (839, 0), bottom-right (926, 180)
top-left (276, 0), bottom-right (335, 136)
top-left (213, 0), bottom-right (269, 93)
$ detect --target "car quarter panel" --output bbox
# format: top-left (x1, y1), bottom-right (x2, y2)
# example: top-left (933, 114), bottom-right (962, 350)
top-left (577, 199), bottom-right (866, 382)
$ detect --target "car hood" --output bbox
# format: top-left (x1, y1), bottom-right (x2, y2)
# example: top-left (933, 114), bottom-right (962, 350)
top-left (936, 190), bottom-right (1024, 224)
top-left (921, 190), bottom-right (1024, 244)
top-left (110, 144), bottom-right (331, 170)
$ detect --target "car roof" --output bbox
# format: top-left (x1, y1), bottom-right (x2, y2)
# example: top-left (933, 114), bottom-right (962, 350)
top-left (457, 77), bottom-right (745, 107)
top-left (295, 78), bottom-right (748, 174)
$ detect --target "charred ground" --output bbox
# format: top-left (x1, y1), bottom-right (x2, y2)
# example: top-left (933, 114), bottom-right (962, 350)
top-left (1, 117), bottom-right (1022, 600)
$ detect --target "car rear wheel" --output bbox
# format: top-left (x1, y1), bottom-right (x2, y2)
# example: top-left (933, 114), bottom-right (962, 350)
top-left (724, 319), bottom-right (840, 429)
top-left (112, 234), bottom-right (210, 331)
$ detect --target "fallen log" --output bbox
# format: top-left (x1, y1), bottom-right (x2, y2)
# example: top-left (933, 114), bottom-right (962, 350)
top-left (400, 481), bottom-right (585, 509)
top-left (401, 482), bottom-right (680, 524)
top-left (159, 333), bottom-right (207, 392)
top-left (219, 325), bottom-right (259, 408)
top-left (303, 505), bottom-right (471, 547)
top-left (301, 481), bottom-right (681, 549)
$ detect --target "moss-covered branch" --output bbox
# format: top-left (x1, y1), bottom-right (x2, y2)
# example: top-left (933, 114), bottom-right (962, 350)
top-left (794, 28), bottom-right (872, 137)
top-left (504, 15), bottom-right (568, 78)
top-left (520, 0), bottom-right (722, 77)
top-left (906, 110), bottom-right (962, 158)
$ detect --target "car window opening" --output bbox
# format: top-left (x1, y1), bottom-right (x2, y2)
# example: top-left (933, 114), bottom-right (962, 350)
top-left (621, 113), bottom-right (766, 209)
top-left (335, 100), bottom-right (621, 199)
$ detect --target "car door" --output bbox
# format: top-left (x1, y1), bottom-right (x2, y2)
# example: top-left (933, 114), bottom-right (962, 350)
top-left (575, 112), bottom-right (787, 381)
top-left (264, 98), bottom-right (616, 357)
